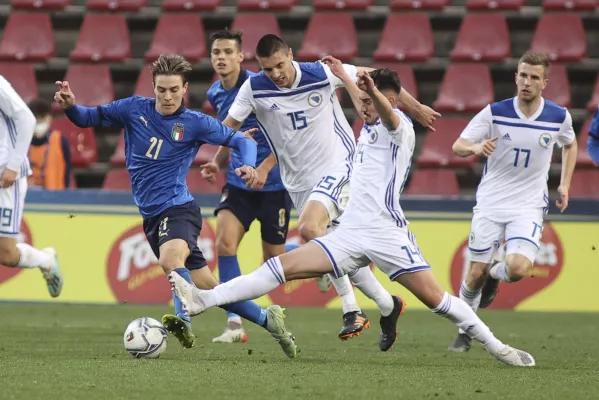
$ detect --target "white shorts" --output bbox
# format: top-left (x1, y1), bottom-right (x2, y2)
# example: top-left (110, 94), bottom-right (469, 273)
top-left (313, 223), bottom-right (431, 280)
top-left (468, 209), bottom-right (544, 264)
top-left (289, 163), bottom-right (351, 222)
top-left (0, 177), bottom-right (27, 238)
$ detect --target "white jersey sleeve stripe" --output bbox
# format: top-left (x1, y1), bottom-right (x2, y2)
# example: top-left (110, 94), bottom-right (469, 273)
top-left (252, 81), bottom-right (329, 99)
top-left (492, 119), bottom-right (560, 132)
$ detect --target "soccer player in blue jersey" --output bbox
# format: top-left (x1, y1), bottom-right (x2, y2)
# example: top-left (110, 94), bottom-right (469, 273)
top-left (587, 106), bottom-right (599, 165)
top-left (53, 54), bottom-right (298, 358)
top-left (200, 30), bottom-right (295, 344)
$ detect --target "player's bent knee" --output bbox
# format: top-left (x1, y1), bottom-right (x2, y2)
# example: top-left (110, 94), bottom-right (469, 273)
top-left (298, 220), bottom-right (326, 242)
top-left (279, 242), bottom-right (332, 280)
top-left (506, 256), bottom-right (532, 282)
top-left (158, 239), bottom-right (190, 272)
top-left (0, 238), bottom-right (19, 267)
top-left (216, 238), bottom-right (238, 257)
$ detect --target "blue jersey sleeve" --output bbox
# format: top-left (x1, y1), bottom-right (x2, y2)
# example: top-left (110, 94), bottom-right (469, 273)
top-left (590, 108), bottom-right (599, 138)
top-left (64, 97), bottom-right (137, 128)
top-left (197, 114), bottom-right (257, 167)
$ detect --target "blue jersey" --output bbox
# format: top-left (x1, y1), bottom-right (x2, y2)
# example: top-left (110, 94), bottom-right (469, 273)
top-left (207, 69), bottom-right (284, 191)
top-left (64, 96), bottom-right (257, 218)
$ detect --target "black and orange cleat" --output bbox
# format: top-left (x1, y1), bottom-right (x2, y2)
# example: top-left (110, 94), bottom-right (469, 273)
top-left (379, 295), bottom-right (406, 352)
top-left (338, 311), bottom-right (370, 340)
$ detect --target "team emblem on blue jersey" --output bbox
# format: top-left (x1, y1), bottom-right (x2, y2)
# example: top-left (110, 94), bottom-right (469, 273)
top-left (538, 133), bottom-right (552, 148)
top-left (307, 91), bottom-right (322, 107)
top-left (171, 123), bottom-right (184, 141)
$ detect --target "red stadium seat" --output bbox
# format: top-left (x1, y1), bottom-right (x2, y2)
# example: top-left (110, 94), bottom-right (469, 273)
top-left (134, 65), bottom-right (190, 105)
top-left (587, 75), bottom-right (599, 112)
top-left (0, 63), bottom-right (38, 104)
top-left (87, 0), bottom-right (147, 11)
top-left (466, 0), bottom-right (523, 10)
top-left (374, 14), bottom-right (433, 62)
top-left (576, 119), bottom-right (597, 168)
top-left (53, 65), bottom-right (113, 113)
top-left (0, 14), bottom-right (54, 62)
top-left (542, 64), bottom-right (571, 108)
top-left (543, 0), bottom-right (597, 10)
top-left (162, 0), bottom-right (221, 10)
top-left (12, 0), bottom-right (70, 9)
top-left (417, 118), bottom-right (478, 168)
top-left (390, 0), bottom-right (449, 10)
top-left (373, 63), bottom-right (417, 101)
top-left (231, 14), bottom-right (280, 61)
top-left (531, 14), bottom-right (586, 63)
top-left (103, 169), bottom-right (131, 192)
top-left (51, 117), bottom-right (98, 168)
top-left (433, 64), bottom-right (493, 113)
top-left (450, 14), bottom-right (510, 62)
top-left (407, 169), bottom-right (460, 196)
top-left (314, 0), bottom-right (373, 10)
top-left (237, 0), bottom-right (297, 10)
top-left (570, 170), bottom-right (599, 199)
top-left (187, 169), bottom-right (226, 194)
top-left (297, 13), bottom-right (358, 62)
top-left (70, 14), bottom-right (130, 63)
top-left (145, 15), bottom-right (206, 64)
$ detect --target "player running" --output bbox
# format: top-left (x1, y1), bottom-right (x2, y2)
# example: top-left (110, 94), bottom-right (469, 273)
top-left (201, 30), bottom-right (294, 344)
top-left (55, 54), bottom-right (298, 358)
top-left (0, 76), bottom-right (63, 298)
top-left (587, 106), bottom-right (599, 165)
top-left (217, 34), bottom-right (440, 344)
top-left (169, 65), bottom-right (535, 366)
top-left (448, 51), bottom-right (578, 352)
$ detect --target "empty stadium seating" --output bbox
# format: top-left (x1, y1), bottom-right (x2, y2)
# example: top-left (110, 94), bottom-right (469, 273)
top-left (407, 169), bottom-right (460, 196)
top-left (70, 14), bottom-right (131, 62)
top-left (51, 117), bottom-right (98, 168)
top-left (236, 0), bottom-right (297, 10)
top-left (417, 118), bottom-right (478, 169)
top-left (450, 14), bottom-right (510, 62)
top-left (87, 0), bottom-right (147, 11)
top-left (314, 0), bottom-right (373, 10)
top-left (466, 0), bottom-right (523, 10)
top-left (433, 64), bottom-right (494, 113)
top-left (145, 14), bottom-right (206, 63)
top-left (576, 119), bottom-right (597, 168)
top-left (531, 14), bottom-right (587, 62)
top-left (11, 0), bottom-right (71, 10)
top-left (542, 0), bottom-right (597, 11)
top-left (231, 14), bottom-right (281, 61)
top-left (162, 0), bottom-right (221, 10)
top-left (0, 13), bottom-right (54, 62)
top-left (297, 13), bottom-right (358, 62)
top-left (0, 63), bottom-right (38, 104)
top-left (53, 65), bottom-right (114, 113)
top-left (543, 64), bottom-right (572, 108)
top-left (374, 14), bottom-right (434, 62)
top-left (570, 170), bottom-right (599, 199)
top-left (390, 0), bottom-right (449, 10)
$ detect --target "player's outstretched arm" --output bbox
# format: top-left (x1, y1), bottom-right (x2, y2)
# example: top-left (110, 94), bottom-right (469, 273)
top-left (321, 56), bottom-right (364, 120)
top-left (397, 89), bottom-right (440, 132)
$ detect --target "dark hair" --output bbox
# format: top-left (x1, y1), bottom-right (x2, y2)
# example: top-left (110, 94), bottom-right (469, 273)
top-left (370, 69), bottom-right (402, 94)
top-left (151, 54), bottom-right (192, 85)
top-left (28, 99), bottom-right (51, 118)
top-left (255, 34), bottom-right (289, 58)
top-left (519, 51), bottom-right (550, 78)
top-left (209, 29), bottom-right (243, 51)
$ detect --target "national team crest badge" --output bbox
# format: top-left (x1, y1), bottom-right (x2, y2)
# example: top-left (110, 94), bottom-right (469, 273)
top-left (171, 123), bottom-right (184, 141)
top-left (538, 133), bottom-right (552, 148)
top-left (307, 91), bottom-right (322, 107)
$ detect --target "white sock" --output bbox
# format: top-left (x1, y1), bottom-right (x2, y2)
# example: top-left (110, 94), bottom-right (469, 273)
top-left (329, 273), bottom-right (361, 314)
top-left (227, 316), bottom-right (242, 325)
top-left (432, 291), bottom-right (504, 353)
top-left (200, 257), bottom-right (285, 308)
top-left (349, 267), bottom-right (394, 316)
top-left (16, 243), bottom-right (52, 270)
top-left (489, 262), bottom-right (511, 282)
top-left (458, 281), bottom-right (481, 334)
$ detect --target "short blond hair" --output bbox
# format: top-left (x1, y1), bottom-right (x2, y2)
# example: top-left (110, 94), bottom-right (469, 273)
top-left (518, 51), bottom-right (550, 78)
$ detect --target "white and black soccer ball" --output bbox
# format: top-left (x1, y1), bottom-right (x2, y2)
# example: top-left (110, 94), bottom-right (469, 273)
top-left (123, 317), bottom-right (168, 359)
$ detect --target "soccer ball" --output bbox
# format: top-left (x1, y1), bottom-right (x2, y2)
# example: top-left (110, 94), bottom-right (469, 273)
top-left (123, 317), bottom-right (168, 359)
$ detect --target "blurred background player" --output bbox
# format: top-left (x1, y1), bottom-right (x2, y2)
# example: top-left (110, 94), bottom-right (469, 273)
top-left (449, 51), bottom-right (578, 352)
top-left (201, 30), bottom-right (293, 344)
top-left (216, 34), bottom-right (438, 341)
top-left (27, 99), bottom-right (72, 190)
top-left (54, 54), bottom-right (298, 358)
top-left (0, 76), bottom-right (63, 297)
top-left (587, 106), bottom-right (599, 165)
top-left (168, 67), bottom-right (536, 367)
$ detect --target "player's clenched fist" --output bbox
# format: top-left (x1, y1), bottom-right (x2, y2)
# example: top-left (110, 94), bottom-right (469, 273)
top-left (473, 136), bottom-right (498, 157)
top-left (54, 81), bottom-right (76, 109)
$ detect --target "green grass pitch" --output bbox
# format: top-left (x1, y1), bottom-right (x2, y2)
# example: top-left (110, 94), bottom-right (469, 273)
top-left (0, 303), bottom-right (598, 400)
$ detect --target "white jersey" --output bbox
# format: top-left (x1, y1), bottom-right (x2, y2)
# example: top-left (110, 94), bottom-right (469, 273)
top-left (228, 61), bottom-right (357, 192)
top-left (340, 109), bottom-right (415, 228)
top-left (461, 97), bottom-right (574, 213)
top-left (0, 75), bottom-right (34, 178)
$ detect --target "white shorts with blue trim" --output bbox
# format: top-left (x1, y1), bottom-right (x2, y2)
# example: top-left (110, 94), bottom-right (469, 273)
top-left (468, 209), bottom-right (544, 264)
top-left (312, 221), bottom-right (431, 280)
top-left (289, 162), bottom-right (351, 222)
top-left (0, 176), bottom-right (27, 238)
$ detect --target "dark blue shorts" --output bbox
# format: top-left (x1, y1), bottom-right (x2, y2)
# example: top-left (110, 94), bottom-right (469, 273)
top-left (215, 184), bottom-right (293, 245)
top-left (587, 136), bottom-right (599, 165)
top-left (143, 201), bottom-right (207, 270)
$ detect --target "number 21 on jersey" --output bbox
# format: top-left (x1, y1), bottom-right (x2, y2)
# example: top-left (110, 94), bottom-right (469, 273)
top-left (146, 137), bottom-right (164, 160)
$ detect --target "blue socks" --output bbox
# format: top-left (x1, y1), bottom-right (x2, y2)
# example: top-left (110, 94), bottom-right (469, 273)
top-left (220, 301), bottom-right (267, 327)
top-left (172, 267), bottom-right (192, 322)
top-left (285, 243), bottom-right (300, 252)
top-left (218, 255), bottom-right (242, 319)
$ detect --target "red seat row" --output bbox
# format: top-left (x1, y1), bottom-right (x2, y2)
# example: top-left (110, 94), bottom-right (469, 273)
top-left (0, 13), bottom-right (589, 64)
